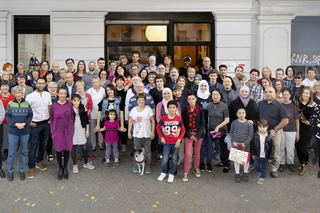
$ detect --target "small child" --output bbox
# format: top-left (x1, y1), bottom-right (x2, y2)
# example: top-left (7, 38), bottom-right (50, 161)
top-left (94, 109), bottom-right (121, 168)
top-left (230, 108), bottom-right (254, 183)
top-left (252, 119), bottom-right (275, 184)
top-left (71, 94), bottom-right (95, 173)
top-left (236, 75), bottom-right (247, 92)
top-left (156, 100), bottom-right (185, 183)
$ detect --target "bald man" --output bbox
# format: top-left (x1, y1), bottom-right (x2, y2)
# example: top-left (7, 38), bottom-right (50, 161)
top-left (51, 62), bottom-right (61, 82)
top-left (199, 57), bottom-right (212, 82)
top-left (258, 86), bottom-right (289, 178)
top-left (61, 72), bottom-right (76, 98)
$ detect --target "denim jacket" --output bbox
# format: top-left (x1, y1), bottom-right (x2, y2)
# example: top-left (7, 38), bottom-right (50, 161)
top-left (100, 96), bottom-right (121, 121)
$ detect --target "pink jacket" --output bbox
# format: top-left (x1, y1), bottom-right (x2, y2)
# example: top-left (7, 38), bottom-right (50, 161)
top-left (85, 93), bottom-right (93, 120)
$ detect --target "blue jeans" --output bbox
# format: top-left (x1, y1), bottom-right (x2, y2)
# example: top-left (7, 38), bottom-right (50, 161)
top-left (161, 143), bottom-right (180, 175)
top-left (200, 133), bottom-right (213, 163)
top-left (7, 134), bottom-right (29, 173)
top-left (254, 156), bottom-right (269, 179)
top-left (28, 122), bottom-right (50, 169)
top-left (77, 120), bottom-right (92, 156)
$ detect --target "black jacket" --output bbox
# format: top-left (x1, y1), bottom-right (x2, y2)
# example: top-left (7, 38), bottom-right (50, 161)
top-left (73, 109), bottom-right (89, 129)
top-left (181, 105), bottom-right (205, 140)
top-left (251, 132), bottom-right (275, 160)
top-left (165, 78), bottom-right (175, 90)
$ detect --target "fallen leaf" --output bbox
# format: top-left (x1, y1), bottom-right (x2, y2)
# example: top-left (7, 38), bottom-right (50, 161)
top-left (189, 200), bottom-right (192, 202)
top-left (181, 209), bottom-right (187, 212)
top-left (174, 192), bottom-right (178, 194)
top-left (56, 203), bottom-right (60, 206)
top-left (184, 197), bottom-right (187, 199)
top-left (153, 201), bottom-right (160, 204)
top-left (80, 199), bottom-right (85, 202)
top-left (15, 200), bottom-right (18, 202)
top-left (85, 194), bottom-right (88, 197)
top-left (245, 200), bottom-right (249, 202)
top-left (152, 204), bottom-right (157, 208)
top-left (95, 199), bottom-right (97, 201)
top-left (272, 199), bottom-right (277, 201)
top-left (137, 191), bottom-right (140, 193)
top-left (241, 195), bottom-right (244, 197)
top-left (49, 191), bottom-right (54, 194)
top-left (26, 203), bottom-right (30, 206)
top-left (91, 194), bottom-right (96, 196)
top-left (155, 211), bottom-right (159, 213)
top-left (190, 205), bottom-right (194, 208)
top-left (31, 204), bottom-right (36, 207)
top-left (53, 199), bottom-right (57, 201)
top-left (111, 197), bottom-right (114, 200)
top-left (61, 187), bottom-right (65, 189)
top-left (170, 207), bottom-right (174, 209)
top-left (131, 211), bottom-right (135, 213)
top-left (108, 198), bottom-right (110, 200)
top-left (17, 198), bottom-right (21, 201)
top-left (312, 209), bottom-right (316, 212)
top-left (75, 188), bottom-right (78, 190)
top-left (91, 196), bottom-right (95, 200)
top-left (13, 209), bottom-right (18, 212)
top-left (23, 198), bottom-right (27, 201)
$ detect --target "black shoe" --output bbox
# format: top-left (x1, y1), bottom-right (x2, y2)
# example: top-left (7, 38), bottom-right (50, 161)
top-left (270, 171), bottom-right (278, 178)
top-left (288, 164), bottom-right (296, 172)
top-left (215, 163), bottom-right (225, 167)
top-left (199, 162), bottom-right (205, 171)
top-left (206, 163), bottom-right (213, 172)
top-left (20, 172), bottom-right (25, 181)
top-left (278, 164), bottom-right (284, 172)
top-left (58, 168), bottom-right (63, 180)
top-left (102, 158), bottom-right (106, 164)
top-left (223, 167), bottom-right (230, 173)
top-left (243, 173), bottom-right (249, 182)
top-left (130, 152), bottom-right (133, 157)
top-left (0, 168), bottom-right (6, 178)
top-left (8, 172), bottom-right (13, 181)
top-left (64, 168), bottom-right (68, 179)
top-left (235, 174), bottom-right (240, 183)
top-left (318, 171), bottom-right (320, 178)
top-left (2, 149), bottom-right (8, 161)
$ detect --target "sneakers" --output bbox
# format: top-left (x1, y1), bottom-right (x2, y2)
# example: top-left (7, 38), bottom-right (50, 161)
top-left (278, 164), bottom-right (284, 172)
top-left (113, 162), bottom-right (119, 168)
top-left (132, 165), bottom-right (139, 173)
top-left (156, 154), bottom-right (163, 161)
top-left (199, 162), bottom-right (205, 171)
top-left (157, 173), bottom-right (167, 181)
top-left (182, 173), bottom-right (189, 182)
top-left (83, 162), bottom-right (95, 169)
top-left (235, 174), bottom-right (240, 183)
top-left (214, 152), bottom-right (221, 160)
top-left (73, 164), bottom-right (79, 173)
top-left (48, 154), bottom-right (54, 162)
top-left (36, 161), bottom-right (47, 171)
top-left (145, 166), bottom-right (151, 174)
top-left (207, 163), bottom-right (213, 172)
top-left (243, 173), bottom-right (249, 182)
top-left (167, 174), bottom-right (174, 183)
top-left (248, 165), bottom-right (254, 173)
top-left (288, 164), bottom-right (296, 172)
top-left (105, 162), bottom-right (110, 168)
top-left (193, 169), bottom-right (201, 178)
top-left (102, 158), bottom-right (106, 164)
top-left (257, 178), bottom-right (264, 184)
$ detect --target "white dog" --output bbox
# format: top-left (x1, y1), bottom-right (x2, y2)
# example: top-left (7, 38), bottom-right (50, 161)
top-left (134, 148), bottom-right (146, 175)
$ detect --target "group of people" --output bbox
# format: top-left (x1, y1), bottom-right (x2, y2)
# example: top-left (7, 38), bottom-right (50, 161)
top-left (0, 52), bottom-right (320, 185)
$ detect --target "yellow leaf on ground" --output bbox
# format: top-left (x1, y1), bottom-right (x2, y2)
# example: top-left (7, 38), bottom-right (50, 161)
top-left (23, 198), bottom-right (27, 201)
top-left (91, 194), bottom-right (96, 196)
top-left (184, 197), bottom-right (187, 199)
top-left (56, 203), bottom-right (60, 206)
top-left (241, 195), bottom-right (244, 197)
top-left (75, 188), bottom-right (78, 190)
top-left (137, 191), bottom-right (140, 193)
top-left (91, 196), bottom-right (95, 200)
top-left (85, 194), bottom-right (88, 197)
top-left (190, 205), bottom-right (194, 208)
top-left (312, 209), bottom-right (316, 212)
top-left (26, 203), bottom-right (30, 206)
top-left (17, 198), bottom-right (21, 201)
top-left (111, 197), bottom-right (114, 200)
top-left (272, 199), bottom-right (277, 201)
top-left (245, 200), bottom-right (249, 202)
top-left (131, 211), bottom-right (135, 213)
top-left (95, 199), bottom-right (97, 201)
top-left (61, 187), bottom-right (65, 189)
top-left (49, 191), bottom-right (54, 194)
top-left (181, 209), bottom-right (187, 212)
top-left (53, 199), bottom-right (57, 201)
top-left (80, 199), bottom-right (85, 202)
top-left (15, 200), bottom-right (18, 202)
top-left (152, 204), bottom-right (157, 208)
top-left (153, 201), bottom-right (160, 204)
top-left (13, 209), bottom-right (18, 212)
top-left (189, 200), bottom-right (192, 202)
top-left (170, 207), bottom-right (174, 209)
top-left (174, 192), bottom-right (178, 194)
top-left (31, 204), bottom-right (36, 207)
top-left (155, 211), bottom-right (159, 213)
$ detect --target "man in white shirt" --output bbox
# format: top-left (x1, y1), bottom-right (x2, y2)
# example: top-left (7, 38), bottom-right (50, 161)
top-left (26, 78), bottom-right (52, 179)
top-left (62, 72), bottom-right (76, 99)
top-left (12, 74), bottom-right (33, 98)
top-left (302, 67), bottom-right (317, 88)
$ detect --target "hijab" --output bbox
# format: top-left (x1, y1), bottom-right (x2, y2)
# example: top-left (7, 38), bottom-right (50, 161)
top-left (162, 88), bottom-right (173, 114)
top-left (197, 80), bottom-right (210, 100)
top-left (239, 85), bottom-right (250, 107)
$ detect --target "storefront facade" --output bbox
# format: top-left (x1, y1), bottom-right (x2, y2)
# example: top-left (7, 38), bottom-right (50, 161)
top-left (0, 0), bottom-right (320, 76)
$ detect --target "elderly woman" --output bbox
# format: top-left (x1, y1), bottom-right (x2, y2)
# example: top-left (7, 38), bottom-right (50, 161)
top-left (74, 60), bottom-right (86, 82)
top-left (257, 66), bottom-right (276, 85)
top-left (108, 60), bottom-right (118, 82)
top-left (99, 69), bottom-right (110, 89)
top-left (112, 65), bottom-right (132, 91)
top-left (128, 93), bottom-right (155, 174)
top-left (50, 87), bottom-right (74, 180)
top-left (1, 71), bottom-right (15, 91)
top-left (6, 86), bottom-right (33, 181)
top-left (274, 79), bottom-right (284, 104)
top-left (208, 88), bottom-right (230, 173)
top-left (186, 67), bottom-right (196, 88)
top-left (46, 82), bottom-right (59, 161)
top-left (28, 67), bottom-right (40, 89)
top-left (291, 71), bottom-right (304, 101)
top-left (56, 68), bottom-right (67, 87)
top-left (119, 55), bottom-right (128, 67)
top-left (87, 77), bottom-right (105, 152)
top-left (75, 80), bottom-right (96, 161)
top-left (2, 62), bottom-right (17, 85)
top-left (294, 87), bottom-right (317, 176)
top-left (144, 71), bottom-right (157, 93)
top-left (181, 93), bottom-right (205, 181)
top-left (190, 74), bottom-right (202, 95)
top-left (16, 63), bottom-right (31, 82)
top-left (0, 80), bottom-right (15, 162)
top-left (146, 55), bottom-right (158, 73)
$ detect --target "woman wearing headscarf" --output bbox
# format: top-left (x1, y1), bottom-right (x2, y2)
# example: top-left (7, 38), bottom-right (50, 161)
top-left (156, 88), bottom-right (181, 160)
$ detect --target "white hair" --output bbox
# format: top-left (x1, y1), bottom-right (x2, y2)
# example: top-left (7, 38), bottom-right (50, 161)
top-left (149, 55), bottom-right (156, 61)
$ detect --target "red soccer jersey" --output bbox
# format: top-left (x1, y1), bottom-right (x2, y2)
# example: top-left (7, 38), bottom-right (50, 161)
top-left (156, 114), bottom-right (185, 144)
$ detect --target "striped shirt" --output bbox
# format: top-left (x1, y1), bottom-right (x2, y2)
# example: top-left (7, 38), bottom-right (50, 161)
top-left (230, 119), bottom-right (254, 152)
top-left (128, 93), bottom-right (155, 111)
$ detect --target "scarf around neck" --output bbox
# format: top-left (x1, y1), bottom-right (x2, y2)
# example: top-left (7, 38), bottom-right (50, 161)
top-left (239, 85), bottom-right (250, 107)
top-left (162, 88), bottom-right (173, 114)
top-left (197, 80), bottom-right (210, 100)
top-left (188, 103), bottom-right (199, 130)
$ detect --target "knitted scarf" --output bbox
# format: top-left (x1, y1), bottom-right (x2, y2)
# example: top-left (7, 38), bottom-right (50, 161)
top-left (187, 103), bottom-right (199, 130)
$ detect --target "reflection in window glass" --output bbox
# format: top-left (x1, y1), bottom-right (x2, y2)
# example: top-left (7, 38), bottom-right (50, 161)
top-left (174, 46), bottom-right (210, 70)
top-left (174, 23), bottom-right (211, 42)
top-left (107, 46), bottom-right (167, 67)
top-left (18, 34), bottom-right (50, 70)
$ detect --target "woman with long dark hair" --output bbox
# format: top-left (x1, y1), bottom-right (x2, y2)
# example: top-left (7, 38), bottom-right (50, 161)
top-left (112, 65), bottom-right (132, 91)
top-left (74, 60), bottom-right (86, 82)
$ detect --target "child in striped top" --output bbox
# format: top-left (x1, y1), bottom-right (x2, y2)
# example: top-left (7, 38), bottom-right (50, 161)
top-left (230, 107), bottom-right (254, 183)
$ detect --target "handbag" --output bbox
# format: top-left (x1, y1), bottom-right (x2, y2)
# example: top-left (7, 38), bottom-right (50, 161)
top-left (210, 130), bottom-right (223, 139)
top-left (228, 144), bottom-right (251, 165)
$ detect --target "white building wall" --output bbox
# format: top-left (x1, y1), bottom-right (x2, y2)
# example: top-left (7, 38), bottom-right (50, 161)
top-left (0, 11), bottom-right (7, 68)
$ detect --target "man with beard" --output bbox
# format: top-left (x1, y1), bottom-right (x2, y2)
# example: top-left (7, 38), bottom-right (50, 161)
top-left (26, 78), bottom-right (52, 179)
top-left (82, 61), bottom-right (99, 91)
top-left (125, 51), bottom-right (144, 76)
top-left (165, 67), bottom-right (179, 90)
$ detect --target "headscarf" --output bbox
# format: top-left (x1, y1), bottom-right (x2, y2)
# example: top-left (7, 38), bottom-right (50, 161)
top-left (162, 88), bottom-right (173, 114)
top-left (197, 80), bottom-right (210, 100)
top-left (239, 85), bottom-right (250, 107)
top-left (194, 74), bottom-right (202, 82)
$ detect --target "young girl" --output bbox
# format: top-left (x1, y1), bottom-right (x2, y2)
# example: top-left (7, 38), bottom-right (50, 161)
top-left (71, 94), bottom-right (95, 173)
top-left (95, 109), bottom-right (120, 168)
top-left (229, 108), bottom-right (254, 183)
